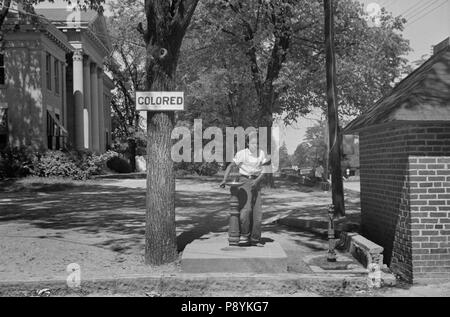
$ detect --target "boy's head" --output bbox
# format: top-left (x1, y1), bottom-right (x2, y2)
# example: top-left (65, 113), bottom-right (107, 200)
top-left (246, 131), bottom-right (258, 153)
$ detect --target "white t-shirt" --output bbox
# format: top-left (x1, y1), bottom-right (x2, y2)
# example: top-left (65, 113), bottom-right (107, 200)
top-left (233, 149), bottom-right (269, 176)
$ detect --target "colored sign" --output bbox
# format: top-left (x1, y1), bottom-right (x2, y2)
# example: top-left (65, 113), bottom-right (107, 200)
top-left (136, 91), bottom-right (184, 111)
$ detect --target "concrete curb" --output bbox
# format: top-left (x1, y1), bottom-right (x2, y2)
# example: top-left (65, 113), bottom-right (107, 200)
top-left (0, 273), bottom-right (369, 296)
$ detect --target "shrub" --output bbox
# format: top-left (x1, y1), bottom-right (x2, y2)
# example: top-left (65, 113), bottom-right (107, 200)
top-left (194, 162), bottom-right (220, 176)
top-left (69, 150), bottom-right (119, 177)
top-left (106, 156), bottom-right (132, 174)
top-left (174, 162), bottom-right (220, 176)
top-left (31, 151), bottom-right (86, 180)
top-left (0, 146), bottom-right (35, 179)
top-left (31, 150), bottom-right (121, 180)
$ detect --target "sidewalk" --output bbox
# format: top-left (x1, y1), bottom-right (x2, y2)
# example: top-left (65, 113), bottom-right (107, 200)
top-left (343, 181), bottom-right (361, 193)
top-left (276, 181), bottom-right (362, 236)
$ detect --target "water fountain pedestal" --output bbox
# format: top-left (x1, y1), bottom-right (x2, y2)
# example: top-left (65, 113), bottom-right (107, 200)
top-left (228, 184), bottom-right (242, 246)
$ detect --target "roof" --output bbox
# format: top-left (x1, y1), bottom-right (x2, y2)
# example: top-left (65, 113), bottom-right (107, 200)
top-left (35, 7), bottom-right (112, 52)
top-left (34, 8), bottom-right (98, 24)
top-left (3, 10), bottom-right (72, 53)
top-left (344, 42), bottom-right (450, 134)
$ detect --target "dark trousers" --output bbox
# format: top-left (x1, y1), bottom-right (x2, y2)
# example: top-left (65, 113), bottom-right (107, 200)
top-left (231, 179), bottom-right (262, 242)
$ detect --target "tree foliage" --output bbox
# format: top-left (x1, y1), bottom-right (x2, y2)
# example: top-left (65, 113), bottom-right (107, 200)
top-left (181, 0), bottom-right (412, 127)
top-left (105, 0), bottom-right (147, 171)
top-left (292, 120), bottom-right (328, 169)
top-left (278, 143), bottom-right (291, 169)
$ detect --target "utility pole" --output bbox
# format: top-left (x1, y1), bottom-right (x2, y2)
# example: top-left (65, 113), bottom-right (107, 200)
top-left (324, 0), bottom-right (345, 217)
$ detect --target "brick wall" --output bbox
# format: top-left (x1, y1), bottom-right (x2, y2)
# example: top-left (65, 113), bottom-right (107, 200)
top-left (359, 122), bottom-right (450, 283)
top-left (409, 156), bottom-right (450, 282)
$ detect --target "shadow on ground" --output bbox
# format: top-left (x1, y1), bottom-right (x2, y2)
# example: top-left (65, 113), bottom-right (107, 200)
top-left (0, 177), bottom-right (361, 275)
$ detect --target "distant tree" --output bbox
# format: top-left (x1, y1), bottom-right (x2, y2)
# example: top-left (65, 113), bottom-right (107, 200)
top-left (278, 143), bottom-right (291, 169)
top-left (304, 121), bottom-right (328, 168)
top-left (105, 0), bottom-right (146, 171)
top-left (292, 142), bottom-right (312, 168)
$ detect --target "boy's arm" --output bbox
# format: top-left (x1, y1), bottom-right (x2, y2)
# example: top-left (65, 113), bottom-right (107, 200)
top-left (220, 162), bottom-right (237, 188)
top-left (252, 172), bottom-right (265, 189)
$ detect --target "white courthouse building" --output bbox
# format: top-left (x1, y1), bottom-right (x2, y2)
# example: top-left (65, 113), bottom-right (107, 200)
top-left (0, 4), bottom-right (113, 153)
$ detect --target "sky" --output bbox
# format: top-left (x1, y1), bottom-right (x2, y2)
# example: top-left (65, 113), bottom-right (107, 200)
top-left (35, 0), bottom-right (450, 154)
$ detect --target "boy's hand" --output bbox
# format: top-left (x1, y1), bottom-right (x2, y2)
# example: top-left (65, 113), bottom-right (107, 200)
top-left (250, 180), bottom-right (259, 190)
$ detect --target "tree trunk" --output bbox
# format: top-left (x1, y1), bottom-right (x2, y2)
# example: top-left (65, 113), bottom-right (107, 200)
top-left (128, 138), bottom-right (137, 172)
top-left (142, 0), bottom-right (199, 266)
top-left (144, 67), bottom-right (177, 265)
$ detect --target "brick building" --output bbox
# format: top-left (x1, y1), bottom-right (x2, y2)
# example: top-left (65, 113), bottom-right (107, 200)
top-left (344, 38), bottom-right (450, 283)
top-left (0, 5), bottom-right (113, 153)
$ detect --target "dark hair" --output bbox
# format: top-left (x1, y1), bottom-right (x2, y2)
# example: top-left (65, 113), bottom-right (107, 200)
top-left (245, 131), bottom-right (258, 148)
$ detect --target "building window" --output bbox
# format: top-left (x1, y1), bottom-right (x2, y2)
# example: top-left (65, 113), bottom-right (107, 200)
top-left (47, 111), bottom-right (55, 149)
top-left (46, 54), bottom-right (52, 90)
top-left (55, 114), bottom-right (61, 149)
top-left (47, 111), bottom-right (67, 150)
top-left (0, 53), bottom-right (5, 85)
top-left (54, 60), bottom-right (59, 94)
top-left (106, 132), bottom-right (109, 150)
top-left (0, 108), bottom-right (8, 149)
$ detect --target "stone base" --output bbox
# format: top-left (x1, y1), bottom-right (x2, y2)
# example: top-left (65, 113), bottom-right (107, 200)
top-left (181, 234), bottom-right (288, 274)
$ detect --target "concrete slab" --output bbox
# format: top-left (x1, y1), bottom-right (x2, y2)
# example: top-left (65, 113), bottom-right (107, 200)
top-left (181, 234), bottom-right (288, 273)
top-left (304, 254), bottom-right (368, 275)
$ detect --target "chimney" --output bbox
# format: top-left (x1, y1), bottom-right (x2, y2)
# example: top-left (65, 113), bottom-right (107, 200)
top-left (433, 1), bottom-right (450, 55)
top-left (433, 38), bottom-right (450, 55)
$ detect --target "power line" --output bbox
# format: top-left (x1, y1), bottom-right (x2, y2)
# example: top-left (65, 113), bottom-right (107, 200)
top-left (407, 0), bottom-right (448, 26)
top-left (405, 0), bottom-right (443, 21)
top-left (399, 0), bottom-right (428, 17)
top-left (406, 0), bottom-right (447, 25)
top-left (403, 0), bottom-right (440, 20)
top-left (400, 0), bottom-right (436, 19)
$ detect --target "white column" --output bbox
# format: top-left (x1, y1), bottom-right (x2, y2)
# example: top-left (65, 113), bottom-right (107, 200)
top-left (62, 62), bottom-right (67, 149)
top-left (90, 62), bottom-right (100, 152)
top-left (72, 49), bottom-right (85, 150)
top-left (83, 56), bottom-right (91, 150)
top-left (97, 68), bottom-right (105, 152)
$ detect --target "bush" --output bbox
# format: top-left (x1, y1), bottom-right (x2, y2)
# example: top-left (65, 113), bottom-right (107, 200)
top-left (174, 162), bottom-right (220, 176)
top-left (0, 146), bottom-right (35, 179)
top-left (32, 151), bottom-right (86, 180)
top-left (68, 150), bottom-right (119, 177)
top-left (106, 156), bottom-right (132, 174)
top-left (194, 162), bottom-right (220, 176)
top-left (31, 150), bottom-right (120, 180)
